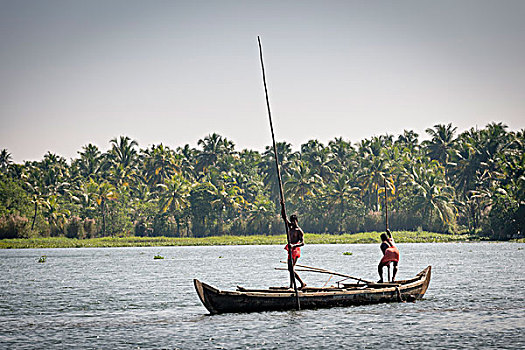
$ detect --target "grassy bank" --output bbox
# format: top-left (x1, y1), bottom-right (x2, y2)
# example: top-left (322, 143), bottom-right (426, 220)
top-left (0, 231), bottom-right (471, 249)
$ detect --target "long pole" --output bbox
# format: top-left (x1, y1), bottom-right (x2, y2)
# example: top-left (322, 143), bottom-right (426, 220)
top-left (279, 262), bottom-right (374, 284)
top-left (257, 36), bottom-right (300, 310)
top-left (384, 178), bottom-right (389, 232)
top-left (384, 178), bottom-right (391, 282)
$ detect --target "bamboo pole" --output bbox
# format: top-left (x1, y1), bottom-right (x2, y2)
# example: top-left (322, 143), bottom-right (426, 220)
top-left (384, 178), bottom-right (392, 282)
top-left (280, 261), bottom-right (374, 284)
top-left (384, 178), bottom-right (389, 232)
top-left (257, 36), bottom-right (300, 310)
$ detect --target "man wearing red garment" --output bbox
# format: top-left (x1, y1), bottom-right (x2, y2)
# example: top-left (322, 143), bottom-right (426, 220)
top-left (378, 229), bottom-right (400, 283)
top-left (281, 208), bottom-right (306, 289)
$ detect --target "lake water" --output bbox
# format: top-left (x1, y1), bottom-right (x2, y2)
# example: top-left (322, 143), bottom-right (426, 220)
top-left (1, 242), bottom-right (524, 349)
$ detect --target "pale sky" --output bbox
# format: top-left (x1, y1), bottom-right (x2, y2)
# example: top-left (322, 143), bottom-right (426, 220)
top-left (1, 0), bottom-right (524, 162)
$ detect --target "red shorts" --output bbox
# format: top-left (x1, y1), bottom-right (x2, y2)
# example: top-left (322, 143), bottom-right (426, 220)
top-left (285, 245), bottom-right (301, 260)
top-left (380, 247), bottom-right (399, 264)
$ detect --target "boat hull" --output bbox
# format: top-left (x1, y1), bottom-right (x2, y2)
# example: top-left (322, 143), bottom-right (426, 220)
top-left (194, 266), bottom-right (431, 314)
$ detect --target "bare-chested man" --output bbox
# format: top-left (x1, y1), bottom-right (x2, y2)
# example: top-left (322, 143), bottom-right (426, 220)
top-left (378, 229), bottom-right (400, 283)
top-left (281, 206), bottom-right (306, 289)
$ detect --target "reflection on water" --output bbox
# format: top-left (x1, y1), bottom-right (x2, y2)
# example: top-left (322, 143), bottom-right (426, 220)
top-left (1, 243), bottom-right (524, 349)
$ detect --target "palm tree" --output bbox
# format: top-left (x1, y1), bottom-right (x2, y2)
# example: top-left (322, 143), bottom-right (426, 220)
top-left (448, 124), bottom-right (515, 230)
top-left (327, 137), bottom-right (356, 175)
top-left (85, 179), bottom-right (118, 236)
top-left (196, 133), bottom-right (235, 174)
top-left (260, 142), bottom-right (296, 205)
top-left (210, 175), bottom-right (246, 234)
top-left (176, 144), bottom-right (197, 181)
top-left (449, 131), bottom-right (481, 198)
top-left (23, 157), bottom-right (69, 230)
top-left (158, 175), bottom-right (190, 236)
top-left (28, 190), bottom-right (46, 231)
top-left (395, 130), bottom-right (420, 153)
top-left (424, 123), bottom-right (457, 165)
top-left (43, 194), bottom-right (70, 236)
top-left (110, 136), bottom-right (138, 169)
top-left (357, 141), bottom-right (390, 211)
top-left (301, 139), bottom-right (335, 183)
top-left (285, 161), bottom-right (323, 206)
top-left (233, 150), bottom-right (263, 204)
top-left (23, 164), bottom-right (45, 230)
top-left (142, 144), bottom-right (179, 187)
top-left (242, 191), bottom-right (273, 234)
top-left (76, 144), bottom-right (103, 180)
top-left (189, 181), bottom-right (219, 236)
top-left (497, 137), bottom-right (525, 201)
top-left (300, 139), bottom-right (324, 163)
top-left (406, 162), bottom-right (456, 229)
top-left (324, 172), bottom-right (360, 231)
top-left (35, 152), bottom-right (69, 194)
top-left (107, 136), bottom-right (139, 189)
top-left (0, 149), bottom-right (12, 174)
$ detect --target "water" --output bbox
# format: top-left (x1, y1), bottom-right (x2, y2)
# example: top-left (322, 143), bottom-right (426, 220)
top-left (1, 242), bottom-right (524, 349)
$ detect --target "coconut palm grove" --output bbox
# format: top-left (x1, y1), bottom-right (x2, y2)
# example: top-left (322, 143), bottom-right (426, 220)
top-left (0, 122), bottom-right (523, 241)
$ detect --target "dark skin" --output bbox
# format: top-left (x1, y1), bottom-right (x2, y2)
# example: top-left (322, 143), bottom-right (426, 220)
top-left (378, 230), bottom-right (398, 283)
top-left (281, 204), bottom-right (306, 289)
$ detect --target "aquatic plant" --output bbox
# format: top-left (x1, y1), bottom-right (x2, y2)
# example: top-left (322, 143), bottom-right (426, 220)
top-left (343, 252), bottom-right (353, 255)
top-left (154, 254), bottom-right (164, 259)
top-left (0, 231), bottom-right (471, 249)
top-left (38, 255), bottom-right (47, 263)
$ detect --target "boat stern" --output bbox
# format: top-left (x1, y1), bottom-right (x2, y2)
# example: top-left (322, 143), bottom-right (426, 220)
top-left (418, 266), bottom-right (432, 298)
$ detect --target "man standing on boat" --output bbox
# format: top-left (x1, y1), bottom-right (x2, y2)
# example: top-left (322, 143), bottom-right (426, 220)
top-left (378, 229), bottom-right (400, 283)
top-left (281, 206), bottom-right (306, 289)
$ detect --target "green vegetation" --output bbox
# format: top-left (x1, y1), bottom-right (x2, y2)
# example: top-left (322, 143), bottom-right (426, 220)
top-left (153, 254), bottom-right (164, 259)
top-left (343, 252), bottom-right (353, 255)
top-left (38, 255), bottom-right (47, 263)
top-left (0, 123), bottom-right (523, 243)
top-left (0, 231), bottom-right (469, 249)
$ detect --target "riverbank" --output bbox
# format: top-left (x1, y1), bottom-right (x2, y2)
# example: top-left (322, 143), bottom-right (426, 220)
top-left (0, 231), bottom-right (473, 249)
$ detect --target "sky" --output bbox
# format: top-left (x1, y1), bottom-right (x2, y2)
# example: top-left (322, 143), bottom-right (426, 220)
top-left (1, 0), bottom-right (524, 163)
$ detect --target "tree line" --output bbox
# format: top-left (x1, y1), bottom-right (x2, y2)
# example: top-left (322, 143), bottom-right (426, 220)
top-left (0, 122), bottom-right (523, 240)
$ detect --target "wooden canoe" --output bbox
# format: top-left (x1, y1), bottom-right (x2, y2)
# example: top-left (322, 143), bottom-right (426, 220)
top-left (194, 266), bottom-right (431, 314)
